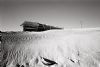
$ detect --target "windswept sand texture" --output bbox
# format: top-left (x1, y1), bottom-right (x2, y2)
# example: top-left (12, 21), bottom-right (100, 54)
top-left (0, 28), bottom-right (100, 67)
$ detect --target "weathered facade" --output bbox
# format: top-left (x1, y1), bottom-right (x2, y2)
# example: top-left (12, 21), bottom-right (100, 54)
top-left (20, 21), bottom-right (62, 32)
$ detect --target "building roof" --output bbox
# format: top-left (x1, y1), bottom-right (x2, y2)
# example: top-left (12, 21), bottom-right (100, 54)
top-left (20, 21), bottom-right (39, 27)
top-left (20, 21), bottom-right (63, 31)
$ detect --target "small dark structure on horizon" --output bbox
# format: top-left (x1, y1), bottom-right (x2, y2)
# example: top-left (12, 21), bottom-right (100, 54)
top-left (20, 21), bottom-right (63, 32)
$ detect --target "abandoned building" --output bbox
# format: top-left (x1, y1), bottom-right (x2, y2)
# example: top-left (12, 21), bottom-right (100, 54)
top-left (20, 21), bottom-right (63, 32)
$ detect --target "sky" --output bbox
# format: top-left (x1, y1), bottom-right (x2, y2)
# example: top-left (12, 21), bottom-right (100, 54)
top-left (0, 0), bottom-right (100, 31)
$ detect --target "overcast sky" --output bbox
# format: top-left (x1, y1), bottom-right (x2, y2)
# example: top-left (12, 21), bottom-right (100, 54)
top-left (0, 0), bottom-right (100, 31)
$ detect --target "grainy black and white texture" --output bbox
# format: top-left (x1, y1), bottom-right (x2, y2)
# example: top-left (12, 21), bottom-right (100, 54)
top-left (0, 28), bottom-right (100, 67)
top-left (0, 0), bottom-right (100, 31)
